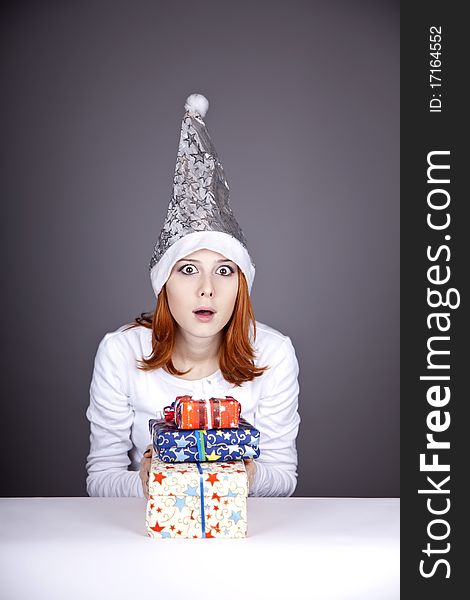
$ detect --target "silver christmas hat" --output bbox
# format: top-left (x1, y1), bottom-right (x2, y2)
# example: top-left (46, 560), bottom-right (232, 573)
top-left (149, 93), bottom-right (255, 297)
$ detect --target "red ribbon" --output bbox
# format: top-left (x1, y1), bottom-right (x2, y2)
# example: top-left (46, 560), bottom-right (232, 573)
top-left (164, 395), bottom-right (193, 423)
top-left (163, 404), bottom-right (175, 422)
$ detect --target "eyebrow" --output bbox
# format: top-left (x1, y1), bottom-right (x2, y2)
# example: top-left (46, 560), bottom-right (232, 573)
top-left (175, 258), bottom-right (236, 264)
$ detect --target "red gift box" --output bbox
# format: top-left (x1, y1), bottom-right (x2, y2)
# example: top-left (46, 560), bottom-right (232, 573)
top-left (164, 395), bottom-right (241, 430)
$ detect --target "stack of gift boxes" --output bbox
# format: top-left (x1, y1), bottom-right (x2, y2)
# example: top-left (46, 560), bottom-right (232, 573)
top-left (145, 395), bottom-right (260, 539)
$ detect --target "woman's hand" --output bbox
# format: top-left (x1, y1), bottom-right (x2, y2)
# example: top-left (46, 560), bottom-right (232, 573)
top-left (139, 444), bottom-right (154, 499)
top-left (243, 459), bottom-right (257, 491)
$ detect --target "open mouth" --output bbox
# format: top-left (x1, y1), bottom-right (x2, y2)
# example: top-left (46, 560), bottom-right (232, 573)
top-left (193, 307), bottom-right (216, 321)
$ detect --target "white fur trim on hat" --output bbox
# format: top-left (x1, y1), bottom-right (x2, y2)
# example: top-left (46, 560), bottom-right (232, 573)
top-left (150, 231), bottom-right (255, 297)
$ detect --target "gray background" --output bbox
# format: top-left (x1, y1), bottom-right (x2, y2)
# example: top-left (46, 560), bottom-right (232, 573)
top-left (1, 0), bottom-right (399, 497)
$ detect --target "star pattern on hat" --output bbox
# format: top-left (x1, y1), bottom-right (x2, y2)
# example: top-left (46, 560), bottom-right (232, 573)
top-left (190, 149), bottom-right (206, 165)
top-left (183, 132), bottom-right (197, 147)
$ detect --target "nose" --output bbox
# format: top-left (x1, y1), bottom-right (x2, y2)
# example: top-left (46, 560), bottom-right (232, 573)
top-left (198, 275), bottom-right (214, 298)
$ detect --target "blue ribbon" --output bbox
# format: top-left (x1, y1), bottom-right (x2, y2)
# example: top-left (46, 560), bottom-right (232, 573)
top-left (196, 463), bottom-right (206, 538)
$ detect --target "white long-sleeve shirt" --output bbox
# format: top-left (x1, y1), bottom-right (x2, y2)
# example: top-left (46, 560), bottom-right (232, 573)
top-left (86, 320), bottom-right (300, 498)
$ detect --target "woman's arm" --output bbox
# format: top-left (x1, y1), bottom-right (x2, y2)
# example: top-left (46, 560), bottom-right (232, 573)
top-left (250, 336), bottom-right (301, 497)
top-left (86, 332), bottom-right (144, 497)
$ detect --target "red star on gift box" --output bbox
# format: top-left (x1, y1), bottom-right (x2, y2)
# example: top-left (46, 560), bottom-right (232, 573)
top-left (156, 507), bottom-right (162, 513)
top-left (206, 473), bottom-right (219, 486)
top-left (150, 503), bottom-right (154, 510)
top-left (177, 530), bottom-right (182, 535)
top-left (170, 525), bottom-right (175, 530)
top-left (213, 522), bottom-right (220, 533)
top-left (213, 505), bottom-right (219, 511)
top-left (150, 521), bottom-right (165, 533)
top-left (205, 530), bottom-right (214, 538)
top-left (224, 500), bottom-right (228, 505)
top-left (211, 492), bottom-right (221, 502)
top-left (153, 472), bottom-right (167, 485)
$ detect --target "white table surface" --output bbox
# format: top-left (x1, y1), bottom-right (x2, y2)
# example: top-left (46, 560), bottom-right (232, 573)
top-left (0, 497), bottom-right (399, 600)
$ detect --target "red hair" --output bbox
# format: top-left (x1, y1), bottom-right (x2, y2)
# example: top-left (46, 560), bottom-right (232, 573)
top-left (126, 270), bottom-right (268, 386)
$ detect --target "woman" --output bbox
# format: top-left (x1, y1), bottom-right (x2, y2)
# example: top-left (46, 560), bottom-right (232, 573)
top-left (85, 94), bottom-right (300, 498)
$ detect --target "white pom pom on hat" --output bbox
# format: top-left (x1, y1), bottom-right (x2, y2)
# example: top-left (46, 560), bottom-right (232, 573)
top-left (184, 93), bottom-right (209, 118)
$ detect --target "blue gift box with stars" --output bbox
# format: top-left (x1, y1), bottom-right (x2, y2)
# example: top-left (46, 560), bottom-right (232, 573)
top-left (149, 417), bottom-right (260, 463)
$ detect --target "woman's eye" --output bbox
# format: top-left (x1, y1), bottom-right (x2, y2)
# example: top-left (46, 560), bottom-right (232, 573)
top-left (216, 265), bottom-right (234, 276)
top-left (179, 264), bottom-right (198, 275)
